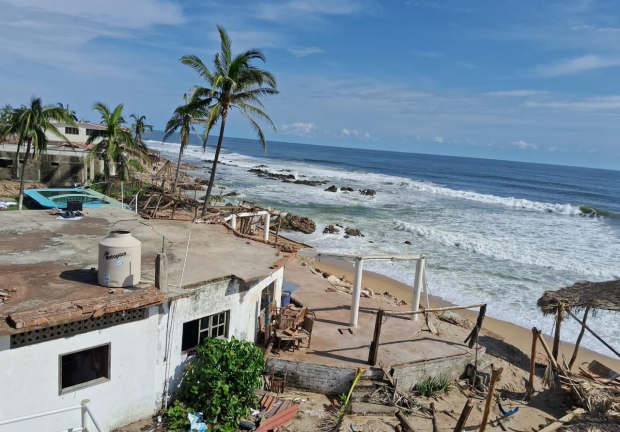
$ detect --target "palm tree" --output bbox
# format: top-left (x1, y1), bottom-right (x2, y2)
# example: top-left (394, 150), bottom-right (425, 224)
top-left (180, 25), bottom-right (279, 216)
top-left (163, 93), bottom-right (208, 191)
top-left (86, 103), bottom-right (150, 194)
top-left (0, 98), bottom-right (76, 209)
top-left (57, 103), bottom-right (78, 122)
top-left (130, 114), bottom-right (153, 144)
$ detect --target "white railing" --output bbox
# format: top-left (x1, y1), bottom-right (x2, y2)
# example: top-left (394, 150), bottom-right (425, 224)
top-left (0, 399), bottom-right (103, 432)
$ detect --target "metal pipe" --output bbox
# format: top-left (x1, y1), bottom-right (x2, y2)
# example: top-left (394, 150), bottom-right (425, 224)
top-left (263, 214), bottom-right (270, 241)
top-left (350, 258), bottom-right (364, 327)
top-left (84, 404), bottom-right (104, 432)
top-left (0, 405), bottom-right (81, 425)
top-left (81, 399), bottom-right (90, 432)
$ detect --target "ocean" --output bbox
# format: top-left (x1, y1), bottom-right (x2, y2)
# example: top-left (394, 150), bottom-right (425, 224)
top-left (145, 132), bottom-right (620, 357)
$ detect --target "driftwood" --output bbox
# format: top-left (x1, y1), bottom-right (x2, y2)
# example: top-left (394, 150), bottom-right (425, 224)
top-left (568, 306), bottom-right (590, 370)
top-left (453, 398), bottom-right (473, 432)
top-left (526, 327), bottom-right (541, 401)
top-left (396, 410), bottom-right (416, 432)
top-left (479, 365), bottom-right (503, 432)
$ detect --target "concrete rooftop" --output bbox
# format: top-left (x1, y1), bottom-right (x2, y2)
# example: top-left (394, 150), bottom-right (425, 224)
top-left (0, 208), bottom-right (287, 334)
top-left (278, 259), bottom-right (477, 368)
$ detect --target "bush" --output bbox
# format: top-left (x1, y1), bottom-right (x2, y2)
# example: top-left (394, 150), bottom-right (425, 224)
top-left (414, 375), bottom-right (451, 398)
top-left (166, 400), bottom-right (192, 432)
top-left (176, 337), bottom-right (265, 431)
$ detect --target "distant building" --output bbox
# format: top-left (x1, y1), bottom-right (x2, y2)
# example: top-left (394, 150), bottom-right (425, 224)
top-left (44, 122), bottom-right (107, 146)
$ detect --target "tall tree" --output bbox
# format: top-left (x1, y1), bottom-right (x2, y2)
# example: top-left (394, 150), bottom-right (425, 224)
top-left (130, 113), bottom-right (153, 144)
top-left (180, 25), bottom-right (278, 216)
top-left (86, 103), bottom-right (150, 194)
top-left (0, 98), bottom-right (76, 209)
top-left (56, 103), bottom-right (78, 122)
top-left (163, 93), bottom-right (208, 191)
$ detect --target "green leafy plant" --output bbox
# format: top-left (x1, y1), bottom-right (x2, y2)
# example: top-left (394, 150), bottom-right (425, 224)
top-left (166, 400), bottom-right (192, 431)
top-left (414, 375), bottom-right (452, 398)
top-left (178, 337), bottom-right (265, 431)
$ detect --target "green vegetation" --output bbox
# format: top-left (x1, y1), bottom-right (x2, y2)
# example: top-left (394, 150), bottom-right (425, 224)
top-left (164, 93), bottom-right (208, 191)
top-left (129, 113), bottom-right (153, 144)
top-left (86, 103), bottom-right (150, 194)
top-left (0, 97), bottom-right (76, 210)
top-left (179, 25), bottom-right (279, 216)
top-left (414, 375), bottom-right (452, 398)
top-left (167, 337), bottom-right (265, 432)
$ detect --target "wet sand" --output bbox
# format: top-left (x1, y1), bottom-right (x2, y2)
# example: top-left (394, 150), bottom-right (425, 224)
top-left (314, 258), bottom-right (620, 372)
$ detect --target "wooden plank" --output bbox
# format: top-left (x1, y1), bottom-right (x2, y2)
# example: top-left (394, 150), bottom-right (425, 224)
top-left (453, 398), bottom-right (473, 432)
top-left (368, 309), bottom-right (384, 366)
top-left (538, 408), bottom-right (585, 432)
top-left (395, 410), bottom-right (416, 432)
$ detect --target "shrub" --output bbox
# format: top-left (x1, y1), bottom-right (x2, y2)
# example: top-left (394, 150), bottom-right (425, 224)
top-left (414, 375), bottom-right (451, 398)
top-left (178, 337), bottom-right (265, 431)
top-left (166, 400), bottom-right (192, 432)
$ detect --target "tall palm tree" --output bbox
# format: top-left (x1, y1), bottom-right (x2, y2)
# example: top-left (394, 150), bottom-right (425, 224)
top-left (86, 103), bottom-right (150, 194)
top-left (56, 103), bottom-right (78, 122)
top-left (180, 25), bottom-right (279, 216)
top-left (163, 93), bottom-right (208, 191)
top-left (130, 114), bottom-right (153, 144)
top-left (0, 98), bottom-right (76, 209)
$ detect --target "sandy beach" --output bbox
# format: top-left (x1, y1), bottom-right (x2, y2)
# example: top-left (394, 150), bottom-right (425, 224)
top-left (314, 258), bottom-right (620, 372)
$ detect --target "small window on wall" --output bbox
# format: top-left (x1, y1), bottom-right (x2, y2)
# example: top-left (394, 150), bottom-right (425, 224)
top-left (181, 311), bottom-right (229, 352)
top-left (0, 158), bottom-right (13, 168)
top-left (65, 127), bottom-right (79, 135)
top-left (59, 344), bottom-right (110, 393)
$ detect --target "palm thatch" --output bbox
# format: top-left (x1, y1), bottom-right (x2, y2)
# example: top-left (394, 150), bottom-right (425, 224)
top-left (537, 280), bottom-right (620, 315)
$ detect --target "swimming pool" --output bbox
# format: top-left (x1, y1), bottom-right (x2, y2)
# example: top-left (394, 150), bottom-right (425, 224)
top-left (24, 188), bottom-right (129, 209)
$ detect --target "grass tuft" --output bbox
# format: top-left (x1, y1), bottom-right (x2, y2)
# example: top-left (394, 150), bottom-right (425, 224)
top-left (414, 375), bottom-right (452, 398)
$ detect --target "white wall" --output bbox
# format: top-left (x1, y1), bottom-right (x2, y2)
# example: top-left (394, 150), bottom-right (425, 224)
top-left (0, 307), bottom-right (160, 432)
top-left (154, 267), bottom-right (284, 409)
top-left (45, 123), bottom-right (103, 145)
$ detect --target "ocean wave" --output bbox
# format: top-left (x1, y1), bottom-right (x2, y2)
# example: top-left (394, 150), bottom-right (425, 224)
top-left (392, 219), bottom-right (619, 278)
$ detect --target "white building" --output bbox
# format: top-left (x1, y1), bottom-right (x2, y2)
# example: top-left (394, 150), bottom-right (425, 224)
top-left (44, 122), bottom-right (107, 145)
top-left (0, 209), bottom-right (289, 431)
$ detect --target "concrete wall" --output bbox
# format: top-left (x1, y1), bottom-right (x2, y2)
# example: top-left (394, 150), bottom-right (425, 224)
top-left (154, 267), bottom-right (284, 409)
top-left (0, 149), bottom-right (89, 185)
top-left (0, 307), bottom-right (160, 432)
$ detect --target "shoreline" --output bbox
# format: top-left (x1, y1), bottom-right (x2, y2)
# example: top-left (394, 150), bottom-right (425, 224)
top-left (314, 258), bottom-right (620, 371)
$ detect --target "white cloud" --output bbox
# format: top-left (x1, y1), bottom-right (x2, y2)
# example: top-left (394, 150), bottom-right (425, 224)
top-left (341, 128), bottom-right (351, 136)
top-left (511, 140), bottom-right (538, 150)
top-left (484, 90), bottom-right (550, 97)
top-left (535, 55), bottom-right (620, 77)
top-left (281, 122), bottom-right (316, 136)
top-left (287, 47), bottom-right (325, 57)
top-left (523, 96), bottom-right (620, 111)
top-left (364, 132), bottom-right (370, 139)
top-left (547, 146), bottom-right (557, 152)
top-left (255, 0), bottom-right (368, 21)
top-left (433, 136), bottom-right (444, 143)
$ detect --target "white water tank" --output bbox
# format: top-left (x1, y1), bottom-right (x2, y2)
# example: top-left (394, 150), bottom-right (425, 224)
top-left (98, 230), bottom-right (141, 287)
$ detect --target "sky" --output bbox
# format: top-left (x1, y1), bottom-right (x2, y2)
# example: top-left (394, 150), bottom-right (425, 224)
top-left (1, 0), bottom-right (620, 170)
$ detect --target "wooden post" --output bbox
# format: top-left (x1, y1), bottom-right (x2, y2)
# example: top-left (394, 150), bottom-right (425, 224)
top-left (526, 327), bottom-right (541, 401)
top-left (566, 309), bottom-right (620, 359)
top-left (464, 304), bottom-right (487, 349)
top-left (453, 398), bottom-right (473, 432)
top-left (552, 303), bottom-right (564, 361)
top-left (537, 332), bottom-right (560, 371)
top-left (395, 410), bottom-right (416, 432)
top-left (275, 215), bottom-right (282, 243)
top-left (430, 402), bottom-right (438, 432)
top-left (479, 365), bottom-right (503, 432)
top-left (568, 307), bottom-right (590, 370)
top-left (368, 309), bottom-right (384, 366)
top-left (155, 253), bottom-right (168, 292)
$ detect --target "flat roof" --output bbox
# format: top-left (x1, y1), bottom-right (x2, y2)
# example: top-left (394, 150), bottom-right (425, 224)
top-left (0, 208), bottom-right (289, 335)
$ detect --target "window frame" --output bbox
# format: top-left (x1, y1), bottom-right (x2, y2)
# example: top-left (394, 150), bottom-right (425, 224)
top-left (181, 311), bottom-right (230, 353)
top-left (58, 343), bottom-right (111, 395)
top-left (65, 126), bottom-right (79, 135)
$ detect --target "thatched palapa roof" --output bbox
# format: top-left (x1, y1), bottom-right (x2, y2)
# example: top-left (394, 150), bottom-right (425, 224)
top-left (537, 280), bottom-right (620, 315)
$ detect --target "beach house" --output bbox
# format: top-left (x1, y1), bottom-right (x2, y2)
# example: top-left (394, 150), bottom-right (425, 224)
top-left (0, 208), bottom-right (288, 431)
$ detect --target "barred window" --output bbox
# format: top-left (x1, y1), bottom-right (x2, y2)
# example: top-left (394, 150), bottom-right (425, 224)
top-left (65, 127), bottom-right (79, 135)
top-left (181, 311), bottom-right (229, 352)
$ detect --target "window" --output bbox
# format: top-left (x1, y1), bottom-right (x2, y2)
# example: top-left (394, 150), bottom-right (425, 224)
top-left (181, 311), bottom-right (229, 352)
top-left (65, 127), bottom-right (79, 135)
top-left (0, 158), bottom-right (12, 168)
top-left (59, 344), bottom-right (110, 393)
top-left (86, 129), bottom-right (98, 136)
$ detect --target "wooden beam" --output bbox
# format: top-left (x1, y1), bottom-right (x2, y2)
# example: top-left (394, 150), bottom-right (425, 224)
top-left (368, 309), bottom-right (384, 366)
top-left (479, 365), bottom-right (503, 432)
top-left (537, 331), bottom-right (561, 372)
top-left (538, 408), bottom-right (585, 432)
top-left (453, 398), bottom-right (473, 432)
top-left (526, 327), bottom-right (541, 401)
top-left (568, 307), bottom-right (590, 370)
top-left (395, 410), bottom-right (416, 432)
top-left (430, 402), bottom-right (438, 432)
top-left (566, 310), bottom-right (620, 359)
top-left (552, 303), bottom-right (565, 361)
top-left (388, 303), bottom-right (486, 316)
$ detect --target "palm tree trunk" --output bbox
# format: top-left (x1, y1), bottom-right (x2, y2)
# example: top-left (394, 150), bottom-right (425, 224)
top-left (103, 158), bottom-right (111, 195)
top-left (13, 138), bottom-right (22, 178)
top-left (173, 146), bottom-right (184, 192)
top-left (18, 139), bottom-right (32, 211)
top-left (201, 109), bottom-right (228, 217)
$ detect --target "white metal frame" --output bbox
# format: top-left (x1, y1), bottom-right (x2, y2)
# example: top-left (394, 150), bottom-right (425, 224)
top-left (223, 210), bottom-right (274, 242)
top-left (0, 399), bottom-right (103, 432)
top-left (298, 250), bottom-right (428, 326)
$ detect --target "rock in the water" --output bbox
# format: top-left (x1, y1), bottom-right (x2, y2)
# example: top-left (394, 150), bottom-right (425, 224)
top-left (345, 228), bottom-right (364, 237)
top-left (224, 191), bottom-right (239, 197)
top-left (293, 179), bottom-right (329, 187)
top-left (279, 213), bottom-right (316, 234)
top-left (325, 185), bottom-right (338, 192)
top-left (248, 168), bottom-right (295, 181)
top-left (404, 240), bottom-right (412, 245)
top-left (194, 178), bottom-right (210, 185)
top-left (323, 224), bottom-right (340, 234)
top-left (341, 187), bottom-right (354, 192)
top-left (359, 189), bottom-right (377, 196)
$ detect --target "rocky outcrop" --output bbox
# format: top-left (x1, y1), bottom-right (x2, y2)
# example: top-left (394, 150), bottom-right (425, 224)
top-left (341, 187), bottom-right (354, 192)
top-left (323, 224), bottom-right (340, 234)
top-left (345, 228), bottom-right (364, 237)
top-left (294, 179), bottom-right (328, 187)
top-left (248, 168), bottom-right (295, 181)
top-left (194, 178), bottom-right (210, 185)
top-left (359, 189), bottom-right (377, 196)
top-left (224, 191), bottom-right (239, 197)
top-left (404, 240), bottom-right (412, 245)
top-left (325, 185), bottom-right (338, 192)
top-left (279, 213), bottom-right (316, 234)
